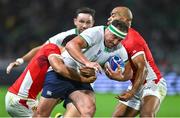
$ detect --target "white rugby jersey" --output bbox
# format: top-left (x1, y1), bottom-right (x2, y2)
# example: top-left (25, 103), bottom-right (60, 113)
top-left (62, 26), bottom-right (128, 70)
top-left (48, 28), bottom-right (79, 46)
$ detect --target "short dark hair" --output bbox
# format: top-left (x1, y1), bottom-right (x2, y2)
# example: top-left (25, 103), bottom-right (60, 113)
top-left (111, 20), bottom-right (128, 33)
top-left (75, 7), bottom-right (95, 19)
top-left (62, 34), bottom-right (78, 46)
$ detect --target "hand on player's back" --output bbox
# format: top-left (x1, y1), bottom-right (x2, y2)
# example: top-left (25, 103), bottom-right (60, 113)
top-left (6, 61), bottom-right (22, 74)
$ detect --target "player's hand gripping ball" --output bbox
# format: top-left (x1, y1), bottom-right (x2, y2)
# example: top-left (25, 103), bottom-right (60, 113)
top-left (105, 55), bottom-right (125, 72)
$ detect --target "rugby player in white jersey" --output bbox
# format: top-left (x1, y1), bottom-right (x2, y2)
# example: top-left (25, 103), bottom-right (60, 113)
top-left (34, 20), bottom-right (129, 117)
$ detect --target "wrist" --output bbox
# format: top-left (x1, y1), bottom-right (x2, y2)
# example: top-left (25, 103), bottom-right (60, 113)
top-left (16, 58), bottom-right (24, 65)
top-left (128, 89), bottom-right (136, 95)
top-left (84, 61), bottom-right (90, 67)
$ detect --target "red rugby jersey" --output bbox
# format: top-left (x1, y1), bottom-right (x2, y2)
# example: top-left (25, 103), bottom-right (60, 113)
top-left (121, 28), bottom-right (162, 83)
top-left (9, 43), bottom-right (60, 99)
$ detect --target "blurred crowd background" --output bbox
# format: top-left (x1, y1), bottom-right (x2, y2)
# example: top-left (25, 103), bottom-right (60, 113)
top-left (0, 0), bottom-right (180, 94)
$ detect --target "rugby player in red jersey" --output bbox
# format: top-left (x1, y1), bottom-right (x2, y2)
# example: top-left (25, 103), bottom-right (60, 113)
top-left (6, 7), bottom-right (96, 117)
top-left (5, 35), bottom-right (96, 117)
top-left (106, 6), bottom-right (167, 117)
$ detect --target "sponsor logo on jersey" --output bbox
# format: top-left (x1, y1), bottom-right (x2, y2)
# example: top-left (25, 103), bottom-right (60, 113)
top-left (47, 90), bottom-right (52, 96)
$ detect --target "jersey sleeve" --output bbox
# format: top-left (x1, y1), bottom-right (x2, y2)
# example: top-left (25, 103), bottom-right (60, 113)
top-left (48, 32), bottom-right (66, 46)
top-left (125, 31), bottom-right (145, 59)
top-left (79, 26), bottom-right (103, 46)
top-left (48, 29), bottom-right (76, 46)
top-left (44, 44), bottom-right (61, 57)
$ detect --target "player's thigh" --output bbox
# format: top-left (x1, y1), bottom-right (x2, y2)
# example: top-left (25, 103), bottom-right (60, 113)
top-left (69, 90), bottom-right (95, 110)
top-left (67, 79), bottom-right (95, 110)
top-left (35, 96), bottom-right (62, 116)
top-left (64, 102), bottom-right (81, 117)
top-left (80, 89), bottom-right (96, 102)
top-left (112, 102), bottom-right (139, 117)
top-left (69, 90), bottom-right (95, 105)
top-left (141, 79), bottom-right (167, 115)
top-left (140, 95), bottom-right (160, 115)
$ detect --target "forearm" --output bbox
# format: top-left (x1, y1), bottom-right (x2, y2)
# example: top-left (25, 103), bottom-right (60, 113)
top-left (49, 55), bottom-right (94, 83)
top-left (55, 65), bottom-right (95, 83)
top-left (62, 67), bottom-right (96, 83)
top-left (113, 75), bottom-right (129, 82)
top-left (129, 54), bottom-right (148, 94)
top-left (130, 67), bottom-right (147, 94)
top-left (22, 46), bottom-right (41, 62)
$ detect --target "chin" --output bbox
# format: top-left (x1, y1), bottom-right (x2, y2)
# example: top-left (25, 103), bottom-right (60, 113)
top-left (106, 45), bottom-right (113, 48)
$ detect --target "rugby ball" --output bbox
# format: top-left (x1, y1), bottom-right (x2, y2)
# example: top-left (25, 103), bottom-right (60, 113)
top-left (105, 55), bottom-right (125, 72)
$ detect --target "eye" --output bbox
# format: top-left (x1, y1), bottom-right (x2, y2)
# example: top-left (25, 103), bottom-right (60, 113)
top-left (79, 20), bottom-right (85, 23)
top-left (113, 34), bottom-right (119, 39)
top-left (86, 21), bottom-right (91, 24)
top-left (113, 35), bottom-right (122, 41)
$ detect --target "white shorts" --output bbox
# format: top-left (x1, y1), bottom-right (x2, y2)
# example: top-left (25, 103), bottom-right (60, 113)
top-left (5, 91), bottom-right (38, 117)
top-left (120, 78), bottom-right (167, 110)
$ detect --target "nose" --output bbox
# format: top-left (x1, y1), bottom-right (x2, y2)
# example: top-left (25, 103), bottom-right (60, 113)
top-left (82, 23), bottom-right (88, 29)
top-left (113, 39), bottom-right (119, 45)
top-left (108, 16), bottom-right (112, 22)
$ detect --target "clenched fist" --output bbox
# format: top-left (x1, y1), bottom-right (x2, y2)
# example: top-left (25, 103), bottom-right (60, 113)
top-left (79, 66), bottom-right (96, 77)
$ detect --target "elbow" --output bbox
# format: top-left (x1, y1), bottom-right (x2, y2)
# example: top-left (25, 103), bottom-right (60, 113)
top-left (65, 42), bottom-right (73, 52)
top-left (143, 65), bottom-right (148, 77)
top-left (54, 67), bottom-right (63, 75)
top-left (142, 66), bottom-right (148, 82)
top-left (53, 65), bottom-right (65, 77)
top-left (144, 67), bottom-right (148, 76)
top-left (55, 68), bottom-right (70, 79)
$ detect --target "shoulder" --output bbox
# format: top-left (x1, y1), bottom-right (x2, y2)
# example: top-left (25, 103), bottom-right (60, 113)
top-left (85, 25), bottom-right (105, 32)
top-left (48, 28), bottom-right (77, 45)
top-left (124, 28), bottom-right (146, 45)
top-left (50, 28), bottom-right (76, 39)
top-left (42, 43), bottom-right (59, 51)
top-left (57, 28), bottom-right (77, 36)
top-left (64, 28), bottom-right (77, 35)
top-left (121, 28), bottom-right (147, 56)
top-left (128, 28), bottom-right (142, 38)
top-left (80, 26), bottom-right (105, 45)
top-left (80, 25), bottom-right (105, 37)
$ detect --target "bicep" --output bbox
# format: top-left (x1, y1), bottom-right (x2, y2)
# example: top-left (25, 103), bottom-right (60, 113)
top-left (131, 54), bottom-right (146, 69)
top-left (131, 53), bottom-right (148, 79)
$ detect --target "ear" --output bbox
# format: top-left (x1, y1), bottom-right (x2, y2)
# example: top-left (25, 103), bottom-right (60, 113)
top-left (125, 18), bottom-right (132, 28)
top-left (91, 20), bottom-right (95, 27)
top-left (74, 18), bottom-right (77, 25)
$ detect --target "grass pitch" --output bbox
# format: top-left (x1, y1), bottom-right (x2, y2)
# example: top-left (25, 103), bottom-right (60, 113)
top-left (1, 86), bottom-right (180, 117)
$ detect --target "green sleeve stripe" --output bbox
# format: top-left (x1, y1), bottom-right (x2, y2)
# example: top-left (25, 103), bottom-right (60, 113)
top-left (79, 34), bottom-right (89, 47)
